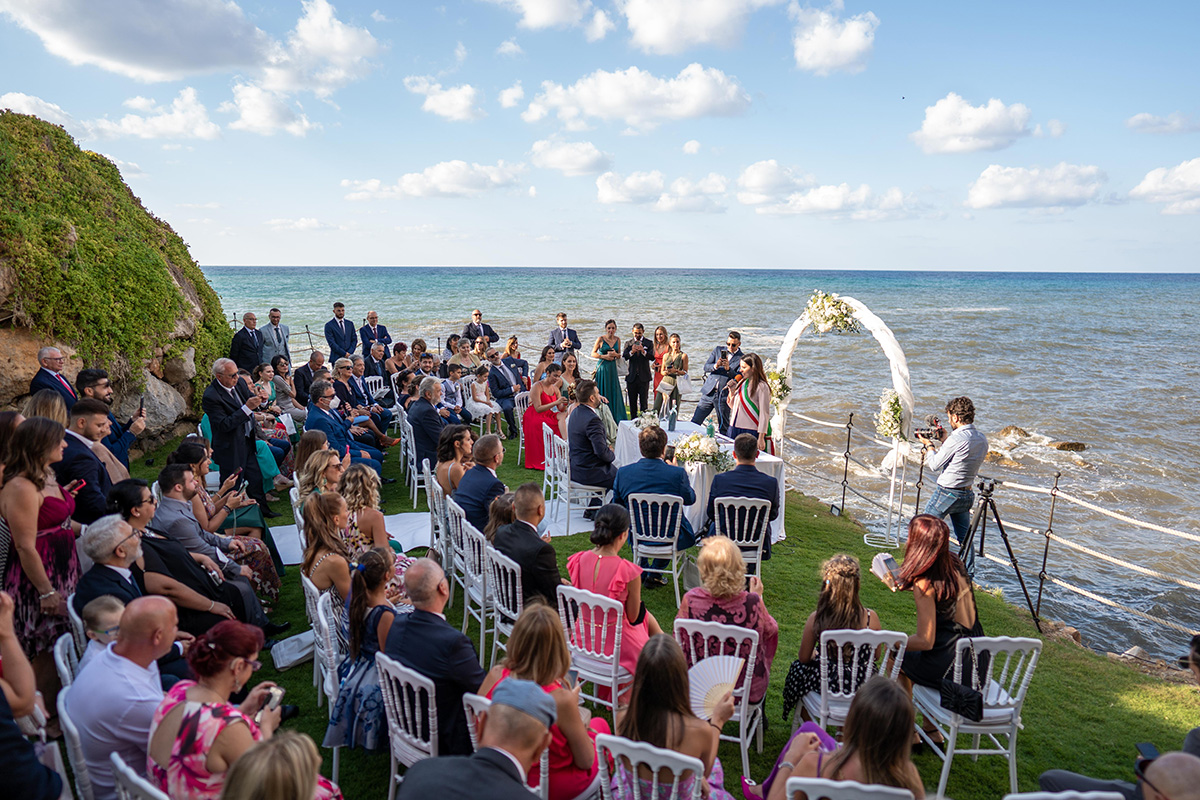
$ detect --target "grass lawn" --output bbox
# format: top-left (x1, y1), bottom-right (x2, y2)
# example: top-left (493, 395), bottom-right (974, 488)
top-left (132, 434), bottom-right (1199, 799)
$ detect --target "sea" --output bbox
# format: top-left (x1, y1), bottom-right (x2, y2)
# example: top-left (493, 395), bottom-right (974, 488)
top-left (202, 266), bottom-right (1200, 660)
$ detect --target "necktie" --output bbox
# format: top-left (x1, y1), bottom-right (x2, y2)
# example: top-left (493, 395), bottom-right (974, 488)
top-left (275, 326), bottom-right (282, 343)
top-left (93, 441), bottom-right (130, 483)
top-left (56, 373), bottom-right (76, 398)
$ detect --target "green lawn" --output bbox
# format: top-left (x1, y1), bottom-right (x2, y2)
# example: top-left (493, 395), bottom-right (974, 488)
top-left (132, 435), bottom-right (1199, 800)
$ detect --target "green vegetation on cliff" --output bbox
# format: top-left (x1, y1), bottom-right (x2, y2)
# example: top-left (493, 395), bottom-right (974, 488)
top-left (0, 111), bottom-right (229, 406)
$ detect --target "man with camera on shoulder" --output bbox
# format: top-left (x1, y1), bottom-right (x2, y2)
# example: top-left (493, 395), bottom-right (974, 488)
top-left (917, 396), bottom-right (988, 577)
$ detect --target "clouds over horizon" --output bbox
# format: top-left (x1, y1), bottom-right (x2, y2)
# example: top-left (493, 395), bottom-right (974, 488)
top-left (1130, 157), bottom-right (1200, 214)
top-left (342, 160), bottom-right (526, 199)
top-left (596, 169), bottom-right (728, 212)
top-left (530, 139), bottom-right (612, 175)
top-left (911, 93), bottom-right (1040, 154)
top-left (965, 162), bottom-right (1106, 209)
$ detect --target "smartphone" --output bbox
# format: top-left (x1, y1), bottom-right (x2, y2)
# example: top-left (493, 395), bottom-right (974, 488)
top-left (664, 444), bottom-right (676, 462)
top-left (1137, 742), bottom-right (1160, 761)
top-left (138, 395), bottom-right (145, 413)
top-left (567, 668), bottom-right (580, 688)
top-left (256, 686), bottom-right (286, 724)
top-left (238, 479), bottom-right (249, 494)
top-left (75, 479), bottom-right (87, 490)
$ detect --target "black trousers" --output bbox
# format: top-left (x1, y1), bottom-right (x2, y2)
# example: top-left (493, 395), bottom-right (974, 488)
top-left (626, 378), bottom-right (650, 416)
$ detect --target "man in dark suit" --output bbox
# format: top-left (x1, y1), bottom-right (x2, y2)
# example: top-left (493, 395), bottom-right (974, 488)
top-left (485, 348), bottom-right (521, 440)
top-left (201, 358), bottom-right (275, 515)
top-left (359, 310), bottom-right (393, 358)
top-left (305, 380), bottom-right (385, 476)
top-left (408, 377), bottom-right (449, 471)
top-left (453, 435), bottom-right (506, 532)
top-left (547, 312), bottom-right (581, 361)
top-left (364, 342), bottom-right (388, 378)
top-left (704, 433), bottom-right (780, 560)
top-left (397, 678), bottom-right (556, 800)
top-left (228, 311), bottom-right (264, 373)
top-left (349, 356), bottom-right (393, 428)
top-left (261, 308), bottom-right (290, 366)
top-left (383, 558), bottom-right (487, 756)
top-left (502, 343), bottom-right (529, 388)
top-left (29, 345), bottom-right (78, 409)
top-left (324, 302), bottom-right (355, 360)
top-left (622, 322), bottom-right (654, 417)
top-left (492, 483), bottom-right (562, 605)
top-left (54, 398), bottom-right (114, 524)
top-left (613, 425), bottom-right (697, 563)
top-left (292, 350), bottom-right (324, 407)
top-left (567, 381), bottom-right (616, 499)
top-left (691, 330), bottom-right (744, 433)
top-left (462, 308), bottom-right (499, 345)
top-left (75, 368), bottom-right (145, 473)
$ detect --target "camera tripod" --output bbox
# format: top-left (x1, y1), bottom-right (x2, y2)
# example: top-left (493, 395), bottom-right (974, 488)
top-left (960, 479), bottom-right (1042, 633)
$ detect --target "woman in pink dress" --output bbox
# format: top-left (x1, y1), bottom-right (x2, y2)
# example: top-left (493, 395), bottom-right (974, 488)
top-left (522, 363), bottom-right (567, 470)
top-left (566, 504), bottom-right (662, 689)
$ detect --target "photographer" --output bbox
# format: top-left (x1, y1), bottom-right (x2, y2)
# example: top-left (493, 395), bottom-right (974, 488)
top-left (916, 396), bottom-right (987, 577)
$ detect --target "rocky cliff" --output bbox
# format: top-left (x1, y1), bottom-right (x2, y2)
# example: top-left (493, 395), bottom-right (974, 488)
top-left (0, 111), bottom-right (230, 441)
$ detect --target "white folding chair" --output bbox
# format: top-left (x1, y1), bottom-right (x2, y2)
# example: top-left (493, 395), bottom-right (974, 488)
top-left (673, 618), bottom-right (763, 777)
top-left (463, 692), bottom-right (549, 799)
top-left (110, 752), bottom-right (170, 800)
top-left (786, 777), bottom-right (915, 800)
top-left (1002, 794), bottom-right (1126, 800)
top-left (461, 375), bottom-right (486, 434)
top-left (912, 636), bottom-right (1042, 798)
top-left (54, 632), bottom-right (79, 688)
top-left (403, 421), bottom-right (429, 507)
top-left (58, 687), bottom-right (94, 800)
top-left (596, 733), bottom-right (704, 800)
top-left (556, 433), bottom-right (609, 537)
top-left (514, 391), bottom-right (531, 464)
top-left (66, 592), bottom-right (86, 654)
top-left (316, 592), bottom-right (345, 781)
top-left (627, 493), bottom-right (686, 606)
top-left (711, 496), bottom-right (773, 576)
top-left (365, 375), bottom-right (384, 399)
top-left (290, 486), bottom-right (305, 536)
top-left (557, 585), bottom-right (633, 722)
top-left (301, 575), bottom-right (328, 704)
top-left (425, 460), bottom-right (447, 554)
top-left (445, 497), bottom-right (468, 607)
top-left (487, 545), bottom-right (524, 667)
top-left (798, 629), bottom-right (908, 732)
top-left (150, 481), bottom-right (162, 504)
top-left (376, 652), bottom-right (439, 800)
top-left (542, 423), bottom-right (562, 501)
top-left (460, 522), bottom-right (490, 664)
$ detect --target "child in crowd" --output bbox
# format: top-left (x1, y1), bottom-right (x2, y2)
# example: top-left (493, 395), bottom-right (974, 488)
top-left (77, 595), bottom-right (125, 673)
top-left (440, 363), bottom-right (468, 425)
top-left (466, 365), bottom-right (503, 434)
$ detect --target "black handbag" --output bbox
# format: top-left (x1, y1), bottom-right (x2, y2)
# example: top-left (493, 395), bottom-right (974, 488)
top-left (939, 637), bottom-right (984, 721)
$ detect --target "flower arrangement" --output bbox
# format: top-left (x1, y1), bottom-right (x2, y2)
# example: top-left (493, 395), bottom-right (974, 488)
top-left (762, 358), bottom-right (791, 406)
top-left (875, 388), bottom-right (906, 440)
top-left (806, 290), bottom-right (861, 334)
top-left (633, 411), bottom-right (660, 430)
top-left (674, 433), bottom-right (735, 471)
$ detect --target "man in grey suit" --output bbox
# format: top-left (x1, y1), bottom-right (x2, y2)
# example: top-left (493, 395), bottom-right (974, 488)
top-left (261, 307), bottom-right (291, 365)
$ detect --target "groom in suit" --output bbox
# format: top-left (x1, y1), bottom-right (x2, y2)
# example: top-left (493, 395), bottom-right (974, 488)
top-left (547, 312), bottom-right (582, 362)
top-left (228, 312), bottom-right (264, 373)
top-left (30, 346), bottom-right (78, 409)
top-left (613, 425), bottom-right (697, 561)
top-left (566, 382), bottom-right (616, 518)
top-left (324, 302), bottom-right (356, 360)
top-left (201, 358), bottom-right (274, 515)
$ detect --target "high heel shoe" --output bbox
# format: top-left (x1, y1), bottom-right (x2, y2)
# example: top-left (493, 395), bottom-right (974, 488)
top-left (741, 777), bottom-right (762, 800)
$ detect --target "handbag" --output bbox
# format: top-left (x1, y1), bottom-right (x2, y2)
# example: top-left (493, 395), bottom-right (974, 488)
top-left (938, 637), bottom-right (984, 721)
top-left (616, 357), bottom-right (629, 378)
top-left (676, 374), bottom-right (694, 395)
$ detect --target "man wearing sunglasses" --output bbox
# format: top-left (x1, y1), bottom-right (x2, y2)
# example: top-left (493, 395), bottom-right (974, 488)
top-left (462, 308), bottom-right (499, 345)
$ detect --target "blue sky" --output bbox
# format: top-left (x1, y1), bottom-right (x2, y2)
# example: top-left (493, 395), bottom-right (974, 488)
top-left (1, 0), bottom-right (1197, 270)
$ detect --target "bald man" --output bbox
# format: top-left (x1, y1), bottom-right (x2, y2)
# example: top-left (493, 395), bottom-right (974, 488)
top-left (1143, 753), bottom-right (1200, 800)
top-left (66, 596), bottom-right (177, 800)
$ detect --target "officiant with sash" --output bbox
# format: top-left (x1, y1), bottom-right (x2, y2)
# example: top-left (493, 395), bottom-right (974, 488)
top-left (725, 352), bottom-right (774, 454)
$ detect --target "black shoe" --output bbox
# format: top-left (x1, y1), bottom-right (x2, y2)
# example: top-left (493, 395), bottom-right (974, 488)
top-left (261, 506), bottom-right (280, 518)
top-left (262, 620), bottom-right (292, 637)
top-left (506, 433), bottom-right (518, 441)
top-left (279, 704), bottom-right (300, 723)
top-left (582, 509), bottom-right (596, 521)
top-left (262, 639), bottom-right (279, 651)
top-left (381, 477), bottom-right (398, 485)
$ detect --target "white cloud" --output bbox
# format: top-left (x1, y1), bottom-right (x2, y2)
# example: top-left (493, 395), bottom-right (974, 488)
top-left (584, 9), bottom-right (614, 41)
top-left (342, 160), bottom-right (526, 199)
top-left (0, 0), bottom-right (270, 81)
top-left (528, 185), bottom-right (538, 198)
top-left (522, 63), bottom-right (750, 132)
top-left (499, 82), bottom-right (526, 108)
top-left (1126, 112), bottom-right (1200, 135)
top-left (88, 88), bottom-right (220, 140)
top-left (655, 173), bottom-right (727, 212)
top-left (1032, 119), bottom-right (1065, 138)
top-left (618, 0), bottom-right (784, 54)
top-left (482, 0), bottom-right (591, 28)
top-left (404, 76), bottom-right (486, 122)
top-left (1129, 157), bottom-right (1200, 214)
top-left (758, 183), bottom-right (918, 220)
top-left (259, 0), bottom-right (379, 100)
top-left (683, 139), bottom-right (701, 154)
top-left (911, 93), bottom-right (1033, 154)
top-left (965, 162), bottom-right (1106, 209)
top-left (531, 139), bottom-right (612, 175)
top-left (596, 170), bottom-right (665, 204)
top-left (178, 201), bottom-right (221, 209)
top-left (266, 217), bottom-right (340, 231)
top-left (122, 95), bottom-right (156, 112)
top-left (736, 159), bottom-right (811, 204)
top-left (218, 82), bottom-right (317, 136)
top-left (790, 1), bottom-right (879, 76)
top-left (0, 91), bottom-right (75, 128)
top-left (454, 41), bottom-right (468, 64)
top-left (370, 10), bottom-right (390, 22)
top-left (496, 37), bottom-right (524, 56)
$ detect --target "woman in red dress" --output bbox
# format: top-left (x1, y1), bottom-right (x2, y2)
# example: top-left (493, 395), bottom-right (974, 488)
top-left (651, 325), bottom-right (669, 392)
top-left (522, 363), bottom-right (567, 470)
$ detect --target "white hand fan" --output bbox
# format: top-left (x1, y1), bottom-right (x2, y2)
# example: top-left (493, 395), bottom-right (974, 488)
top-left (688, 655), bottom-right (744, 720)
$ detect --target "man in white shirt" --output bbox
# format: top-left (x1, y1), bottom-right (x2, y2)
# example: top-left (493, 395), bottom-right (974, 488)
top-left (66, 596), bottom-right (178, 800)
top-left (917, 395), bottom-right (989, 577)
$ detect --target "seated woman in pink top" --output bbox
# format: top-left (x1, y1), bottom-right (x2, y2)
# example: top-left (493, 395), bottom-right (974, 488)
top-left (566, 504), bottom-right (662, 691)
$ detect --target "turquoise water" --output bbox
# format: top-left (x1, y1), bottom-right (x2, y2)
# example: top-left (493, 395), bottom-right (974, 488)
top-left (204, 266), bottom-right (1200, 657)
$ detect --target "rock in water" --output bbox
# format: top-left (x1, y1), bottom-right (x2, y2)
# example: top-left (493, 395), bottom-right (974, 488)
top-left (1049, 441), bottom-right (1087, 452)
top-left (998, 425), bottom-right (1029, 437)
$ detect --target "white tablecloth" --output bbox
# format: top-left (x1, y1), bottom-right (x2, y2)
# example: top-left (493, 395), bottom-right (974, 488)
top-left (614, 421), bottom-right (786, 542)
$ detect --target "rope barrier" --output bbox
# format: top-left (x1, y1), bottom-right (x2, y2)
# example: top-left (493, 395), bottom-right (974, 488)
top-left (1042, 575), bottom-right (1200, 637)
top-left (1045, 533), bottom-right (1200, 591)
top-left (1052, 491), bottom-right (1200, 543)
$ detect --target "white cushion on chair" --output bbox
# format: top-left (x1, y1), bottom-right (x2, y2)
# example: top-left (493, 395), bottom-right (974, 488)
top-left (913, 680), bottom-right (1017, 727)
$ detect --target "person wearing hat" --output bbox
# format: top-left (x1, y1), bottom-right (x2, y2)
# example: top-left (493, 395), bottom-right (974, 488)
top-left (397, 678), bottom-right (555, 800)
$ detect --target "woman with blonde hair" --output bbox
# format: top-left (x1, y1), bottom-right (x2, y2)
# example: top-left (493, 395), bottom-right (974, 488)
top-left (296, 450), bottom-right (345, 509)
top-left (651, 325), bottom-right (669, 392)
top-left (21, 389), bottom-right (68, 426)
top-left (293, 430), bottom-right (348, 484)
top-left (654, 333), bottom-right (688, 414)
top-left (339, 464), bottom-right (414, 602)
top-left (219, 731), bottom-right (328, 800)
top-left (678, 536), bottom-right (778, 705)
top-left (480, 603), bottom-right (610, 800)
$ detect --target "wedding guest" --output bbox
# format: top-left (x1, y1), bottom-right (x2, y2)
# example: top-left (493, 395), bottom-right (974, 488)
top-left (29, 345), bottom-right (77, 409)
top-left (651, 325), bottom-right (669, 393)
top-left (566, 382), bottom-right (616, 501)
top-left (0, 590), bottom-right (63, 800)
top-left (466, 365), bottom-right (502, 435)
top-left (441, 363), bottom-right (469, 425)
top-left (170, 440), bottom-right (263, 538)
top-left (409, 377), bottom-right (449, 472)
top-left (302, 492), bottom-right (352, 646)
top-left (677, 536), bottom-right (778, 706)
top-left (296, 449), bottom-right (346, 509)
top-left (228, 312), bottom-right (264, 373)
top-left (548, 312), bottom-right (581, 360)
top-left (359, 310), bottom-right (393, 358)
top-left (591, 319), bottom-right (627, 422)
top-left (411, 339), bottom-right (430, 365)
top-left (293, 350), bottom-right (324, 408)
top-left (463, 309), bottom-right (499, 344)
top-left (486, 348), bottom-right (522, 439)
top-left (492, 483), bottom-right (562, 605)
top-left (522, 363), bottom-right (567, 471)
top-left (305, 380), bottom-right (385, 478)
top-left (441, 334), bottom-right (461, 364)
top-left (75, 367), bottom-right (145, 471)
top-left (293, 430), bottom-right (341, 482)
top-left (350, 355), bottom-right (394, 429)
top-left (654, 333), bottom-right (689, 415)
top-left (449, 339), bottom-right (480, 371)
top-left (338, 465), bottom-right (394, 559)
top-left (76, 594), bottom-right (124, 673)
top-left (482, 493), bottom-right (515, 543)
top-left (395, 372), bottom-right (418, 411)
top-left (324, 301), bottom-right (355, 360)
top-left (203, 359), bottom-right (274, 515)
top-left (364, 342), bottom-right (389, 379)
top-left (0, 411), bottom-right (21, 482)
top-left (502, 337), bottom-right (530, 387)
top-left (22, 388), bottom-right (68, 426)
top-left (260, 308), bottom-right (290, 366)
top-left (612, 425), bottom-right (695, 582)
top-left (622, 323), bottom-right (654, 417)
top-left (727, 352), bottom-right (774, 452)
top-left (532, 345), bottom-right (556, 383)
top-left (55, 397), bottom-right (114, 524)
top-left (453, 435), bottom-right (506, 533)
top-left (471, 336), bottom-right (490, 366)
top-left (223, 731), bottom-right (329, 800)
top-left (704, 433), bottom-right (780, 559)
top-left (436, 425), bottom-right (475, 496)
top-left (414, 352), bottom-right (437, 378)
top-left (691, 331), bottom-right (743, 433)
top-left (269, 355), bottom-right (306, 423)
top-left (332, 359), bottom-right (396, 450)
top-left (385, 342), bottom-right (410, 375)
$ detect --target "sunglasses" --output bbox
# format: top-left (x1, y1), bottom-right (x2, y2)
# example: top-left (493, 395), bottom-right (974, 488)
top-left (1136, 758), bottom-right (1173, 800)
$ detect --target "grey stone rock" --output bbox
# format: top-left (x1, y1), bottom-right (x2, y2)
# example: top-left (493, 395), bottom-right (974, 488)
top-left (1049, 441), bottom-right (1087, 452)
top-left (162, 347), bottom-right (196, 385)
top-left (114, 371), bottom-right (187, 433)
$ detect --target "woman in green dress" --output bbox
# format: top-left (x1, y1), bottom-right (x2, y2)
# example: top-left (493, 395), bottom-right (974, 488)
top-left (591, 319), bottom-right (627, 422)
top-left (654, 333), bottom-right (689, 414)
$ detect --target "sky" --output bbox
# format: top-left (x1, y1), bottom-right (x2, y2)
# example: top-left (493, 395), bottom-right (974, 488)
top-left (1, 0), bottom-right (1197, 271)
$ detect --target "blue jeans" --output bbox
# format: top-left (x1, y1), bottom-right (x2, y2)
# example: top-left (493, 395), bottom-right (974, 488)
top-left (925, 485), bottom-right (976, 576)
top-left (690, 393), bottom-right (729, 432)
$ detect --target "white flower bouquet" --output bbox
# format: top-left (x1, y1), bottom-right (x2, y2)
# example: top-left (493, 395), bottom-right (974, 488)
top-left (633, 411), bottom-right (660, 430)
top-left (806, 290), bottom-right (861, 334)
top-left (762, 358), bottom-right (791, 405)
top-left (875, 388), bottom-right (905, 440)
top-left (674, 433), bottom-right (735, 471)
